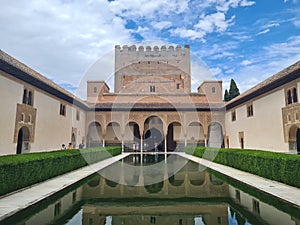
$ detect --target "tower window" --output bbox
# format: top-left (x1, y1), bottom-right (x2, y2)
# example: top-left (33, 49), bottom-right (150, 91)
top-left (212, 87), bottom-right (216, 93)
top-left (176, 83), bottom-right (180, 89)
top-left (150, 85), bottom-right (156, 92)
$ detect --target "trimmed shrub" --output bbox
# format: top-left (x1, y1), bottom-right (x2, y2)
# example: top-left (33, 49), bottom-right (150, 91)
top-left (0, 146), bottom-right (121, 196)
top-left (185, 146), bottom-right (300, 188)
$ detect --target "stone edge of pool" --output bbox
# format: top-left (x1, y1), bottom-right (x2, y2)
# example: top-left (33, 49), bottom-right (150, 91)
top-left (0, 152), bottom-right (299, 222)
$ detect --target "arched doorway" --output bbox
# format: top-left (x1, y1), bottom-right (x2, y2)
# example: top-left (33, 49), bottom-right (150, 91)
top-left (167, 122), bottom-right (183, 151)
top-left (144, 116), bottom-right (164, 151)
top-left (16, 126), bottom-right (30, 154)
top-left (87, 122), bottom-right (102, 148)
top-left (187, 122), bottom-right (205, 147)
top-left (145, 128), bottom-right (163, 151)
top-left (297, 129), bottom-right (300, 154)
top-left (208, 122), bottom-right (224, 148)
top-left (124, 122), bottom-right (140, 152)
top-left (290, 126), bottom-right (300, 154)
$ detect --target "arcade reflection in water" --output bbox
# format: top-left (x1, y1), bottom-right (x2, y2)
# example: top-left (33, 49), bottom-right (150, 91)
top-left (3, 154), bottom-right (300, 225)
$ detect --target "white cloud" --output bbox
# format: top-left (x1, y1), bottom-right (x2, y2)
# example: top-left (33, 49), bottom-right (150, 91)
top-left (225, 68), bottom-right (235, 74)
top-left (264, 23), bottom-right (280, 28)
top-left (0, 0), bottom-right (133, 92)
top-left (240, 0), bottom-right (256, 6)
top-left (241, 60), bottom-right (253, 66)
top-left (172, 12), bottom-right (235, 41)
top-left (264, 35), bottom-right (300, 58)
top-left (109, 0), bottom-right (189, 18)
top-left (151, 21), bottom-right (172, 30)
top-left (293, 20), bottom-right (300, 27)
top-left (171, 28), bottom-right (206, 40)
top-left (257, 29), bottom-right (270, 35)
top-left (215, 0), bottom-right (256, 12)
top-left (195, 12), bottom-right (235, 33)
top-left (210, 67), bottom-right (223, 76)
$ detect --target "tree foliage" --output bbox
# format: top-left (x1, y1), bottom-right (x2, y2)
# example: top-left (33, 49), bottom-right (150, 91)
top-left (224, 79), bottom-right (240, 102)
top-left (224, 89), bottom-right (230, 102)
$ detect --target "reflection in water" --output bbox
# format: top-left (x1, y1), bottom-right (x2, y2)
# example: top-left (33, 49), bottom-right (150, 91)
top-left (2, 154), bottom-right (300, 225)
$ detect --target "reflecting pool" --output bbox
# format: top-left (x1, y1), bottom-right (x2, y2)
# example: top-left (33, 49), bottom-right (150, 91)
top-left (1, 154), bottom-right (299, 225)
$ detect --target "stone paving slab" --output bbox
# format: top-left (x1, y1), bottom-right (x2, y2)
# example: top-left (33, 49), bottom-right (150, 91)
top-left (179, 152), bottom-right (300, 207)
top-left (0, 153), bottom-right (130, 222)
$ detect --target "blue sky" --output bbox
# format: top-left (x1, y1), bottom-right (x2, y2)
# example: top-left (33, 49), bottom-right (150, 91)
top-left (1, 0), bottom-right (300, 98)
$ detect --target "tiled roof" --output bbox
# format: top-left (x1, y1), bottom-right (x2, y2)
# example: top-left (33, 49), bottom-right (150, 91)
top-left (0, 50), bottom-right (88, 108)
top-left (226, 60), bottom-right (300, 109)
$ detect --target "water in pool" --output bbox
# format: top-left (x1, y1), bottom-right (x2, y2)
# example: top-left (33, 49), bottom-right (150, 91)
top-left (2, 154), bottom-right (299, 225)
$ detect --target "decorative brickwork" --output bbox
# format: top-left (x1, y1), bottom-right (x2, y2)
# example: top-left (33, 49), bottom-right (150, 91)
top-left (14, 103), bottom-right (37, 143)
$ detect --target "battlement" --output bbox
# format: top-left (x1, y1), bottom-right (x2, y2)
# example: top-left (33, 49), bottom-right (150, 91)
top-left (114, 43), bottom-right (191, 93)
top-left (115, 45), bottom-right (190, 53)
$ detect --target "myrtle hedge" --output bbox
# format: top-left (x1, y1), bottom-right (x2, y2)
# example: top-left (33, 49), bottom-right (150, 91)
top-left (185, 146), bottom-right (300, 188)
top-left (0, 147), bottom-right (121, 196)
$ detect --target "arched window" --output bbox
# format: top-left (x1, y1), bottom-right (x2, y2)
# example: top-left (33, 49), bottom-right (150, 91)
top-left (22, 89), bottom-right (27, 104)
top-left (21, 113), bottom-right (25, 122)
top-left (287, 90), bottom-right (292, 104)
top-left (27, 114), bottom-right (32, 123)
top-left (293, 87), bottom-right (298, 103)
top-left (93, 87), bottom-right (97, 93)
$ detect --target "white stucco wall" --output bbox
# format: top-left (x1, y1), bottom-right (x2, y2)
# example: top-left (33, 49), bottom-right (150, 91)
top-left (0, 72), bottom-right (86, 155)
top-left (32, 91), bottom-right (86, 152)
top-left (225, 89), bottom-right (289, 152)
top-left (0, 74), bottom-right (23, 155)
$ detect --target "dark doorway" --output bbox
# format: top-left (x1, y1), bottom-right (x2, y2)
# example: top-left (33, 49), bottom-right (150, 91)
top-left (167, 122), bottom-right (182, 151)
top-left (144, 128), bottom-right (163, 151)
top-left (16, 129), bottom-right (23, 154)
top-left (241, 138), bottom-right (244, 149)
top-left (297, 129), bottom-right (300, 154)
top-left (16, 126), bottom-right (30, 154)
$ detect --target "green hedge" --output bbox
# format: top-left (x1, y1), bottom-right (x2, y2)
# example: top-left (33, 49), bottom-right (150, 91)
top-left (0, 146), bottom-right (121, 196)
top-left (185, 146), bottom-right (300, 188)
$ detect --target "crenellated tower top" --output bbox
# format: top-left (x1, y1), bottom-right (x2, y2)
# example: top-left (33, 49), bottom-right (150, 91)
top-left (114, 44), bottom-right (191, 93)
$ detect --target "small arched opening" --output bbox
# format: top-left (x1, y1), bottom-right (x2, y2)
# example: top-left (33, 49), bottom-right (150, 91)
top-left (16, 126), bottom-right (30, 154)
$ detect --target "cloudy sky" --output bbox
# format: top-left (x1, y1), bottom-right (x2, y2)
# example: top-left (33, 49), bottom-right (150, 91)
top-left (1, 0), bottom-right (300, 98)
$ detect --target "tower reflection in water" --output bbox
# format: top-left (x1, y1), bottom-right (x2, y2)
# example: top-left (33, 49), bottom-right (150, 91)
top-left (5, 154), bottom-right (300, 225)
